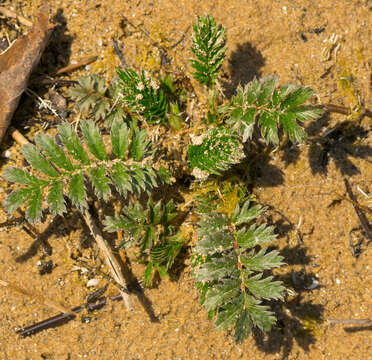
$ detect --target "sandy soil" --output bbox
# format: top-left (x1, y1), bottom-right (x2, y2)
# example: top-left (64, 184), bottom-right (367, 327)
top-left (0, 1), bottom-right (371, 359)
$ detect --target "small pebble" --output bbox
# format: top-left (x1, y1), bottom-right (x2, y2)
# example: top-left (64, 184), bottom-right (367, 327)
top-left (87, 278), bottom-right (100, 287)
top-left (335, 278), bottom-right (341, 285)
top-left (2, 150), bottom-right (11, 158)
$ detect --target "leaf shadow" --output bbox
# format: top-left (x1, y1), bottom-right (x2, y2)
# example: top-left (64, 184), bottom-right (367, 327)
top-left (280, 110), bottom-right (372, 176)
top-left (253, 277), bottom-right (324, 359)
top-left (222, 42), bottom-right (265, 98)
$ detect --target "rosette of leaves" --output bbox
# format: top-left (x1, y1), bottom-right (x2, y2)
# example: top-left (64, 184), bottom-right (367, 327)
top-left (2, 119), bottom-right (159, 223)
top-left (193, 200), bottom-right (285, 343)
top-left (104, 199), bottom-right (183, 287)
top-left (190, 15), bottom-right (226, 87)
top-left (187, 127), bottom-right (245, 179)
top-left (68, 74), bottom-right (125, 125)
top-left (117, 68), bottom-right (167, 123)
top-left (225, 75), bottom-right (324, 145)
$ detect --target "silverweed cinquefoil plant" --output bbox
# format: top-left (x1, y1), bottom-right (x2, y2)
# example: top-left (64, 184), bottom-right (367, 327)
top-left (1, 13), bottom-right (327, 344)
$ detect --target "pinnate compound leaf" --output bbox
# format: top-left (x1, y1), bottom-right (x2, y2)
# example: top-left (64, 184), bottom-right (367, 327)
top-left (190, 15), bottom-right (226, 86)
top-left (194, 200), bottom-right (285, 342)
top-left (226, 76), bottom-right (323, 145)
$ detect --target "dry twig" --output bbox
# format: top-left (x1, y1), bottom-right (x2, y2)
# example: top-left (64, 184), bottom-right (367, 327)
top-left (0, 6), bottom-right (33, 27)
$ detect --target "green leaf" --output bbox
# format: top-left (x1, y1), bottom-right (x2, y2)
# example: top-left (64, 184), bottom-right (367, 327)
top-left (58, 123), bottom-right (90, 165)
top-left (3, 188), bottom-right (33, 214)
top-left (244, 274), bottom-right (285, 300)
top-left (68, 173), bottom-right (87, 210)
top-left (131, 128), bottom-right (150, 161)
top-left (47, 181), bottom-right (66, 215)
top-left (162, 200), bottom-right (177, 223)
top-left (26, 187), bottom-right (43, 223)
top-left (110, 119), bottom-right (129, 160)
top-left (279, 112), bottom-right (306, 143)
top-left (234, 308), bottom-right (252, 343)
top-left (35, 133), bottom-right (74, 171)
top-left (21, 144), bottom-right (59, 178)
top-left (110, 163), bottom-right (133, 197)
top-left (141, 226), bottom-right (156, 251)
top-left (188, 127), bottom-right (244, 177)
top-left (203, 279), bottom-right (241, 311)
top-left (195, 255), bottom-right (237, 282)
top-left (194, 199), bottom-right (285, 342)
top-left (236, 224), bottom-right (276, 250)
top-left (215, 297), bottom-right (244, 331)
top-left (281, 87), bottom-right (314, 108)
top-left (149, 199), bottom-right (162, 225)
top-left (190, 15), bottom-right (226, 86)
top-left (89, 165), bottom-right (111, 201)
top-left (233, 201), bottom-right (265, 226)
top-left (103, 216), bottom-right (135, 233)
top-left (150, 236), bottom-right (183, 270)
top-left (259, 111), bottom-right (279, 145)
top-left (2, 167), bottom-right (40, 186)
top-left (245, 296), bottom-right (276, 331)
top-left (241, 249), bottom-right (284, 272)
top-left (154, 263), bottom-right (169, 279)
top-left (257, 75), bottom-right (278, 105)
top-left (143, 262), bottom-right (154, 287)
top-left (80, 120), bottom-right (108, 161)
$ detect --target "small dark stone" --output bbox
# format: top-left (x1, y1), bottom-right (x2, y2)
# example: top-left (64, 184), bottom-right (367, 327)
top-left (81, 316), bottom-right (92, 323)
top-left (312, 27), bottom-right (325, 35)
top-left (300, 33), bottom-right (308, 42)
top-left (38, 260), bottom-right (53, 275)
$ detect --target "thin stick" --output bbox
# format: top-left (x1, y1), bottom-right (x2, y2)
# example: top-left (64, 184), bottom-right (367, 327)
top-left (328, 318), bottom-right (372, 326)
top-left (344, 178), bottom-right (372, 243)
top-left (0, 278), bottom-right (71, 314)
top-left (83, 209), bottom-right (132, 310)
top-left (54, 56), bottom-right (98, 75)
top-left (0, 6), bottom-right (33, 27)
top-left (9, 126), bottom-right (29, 146)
